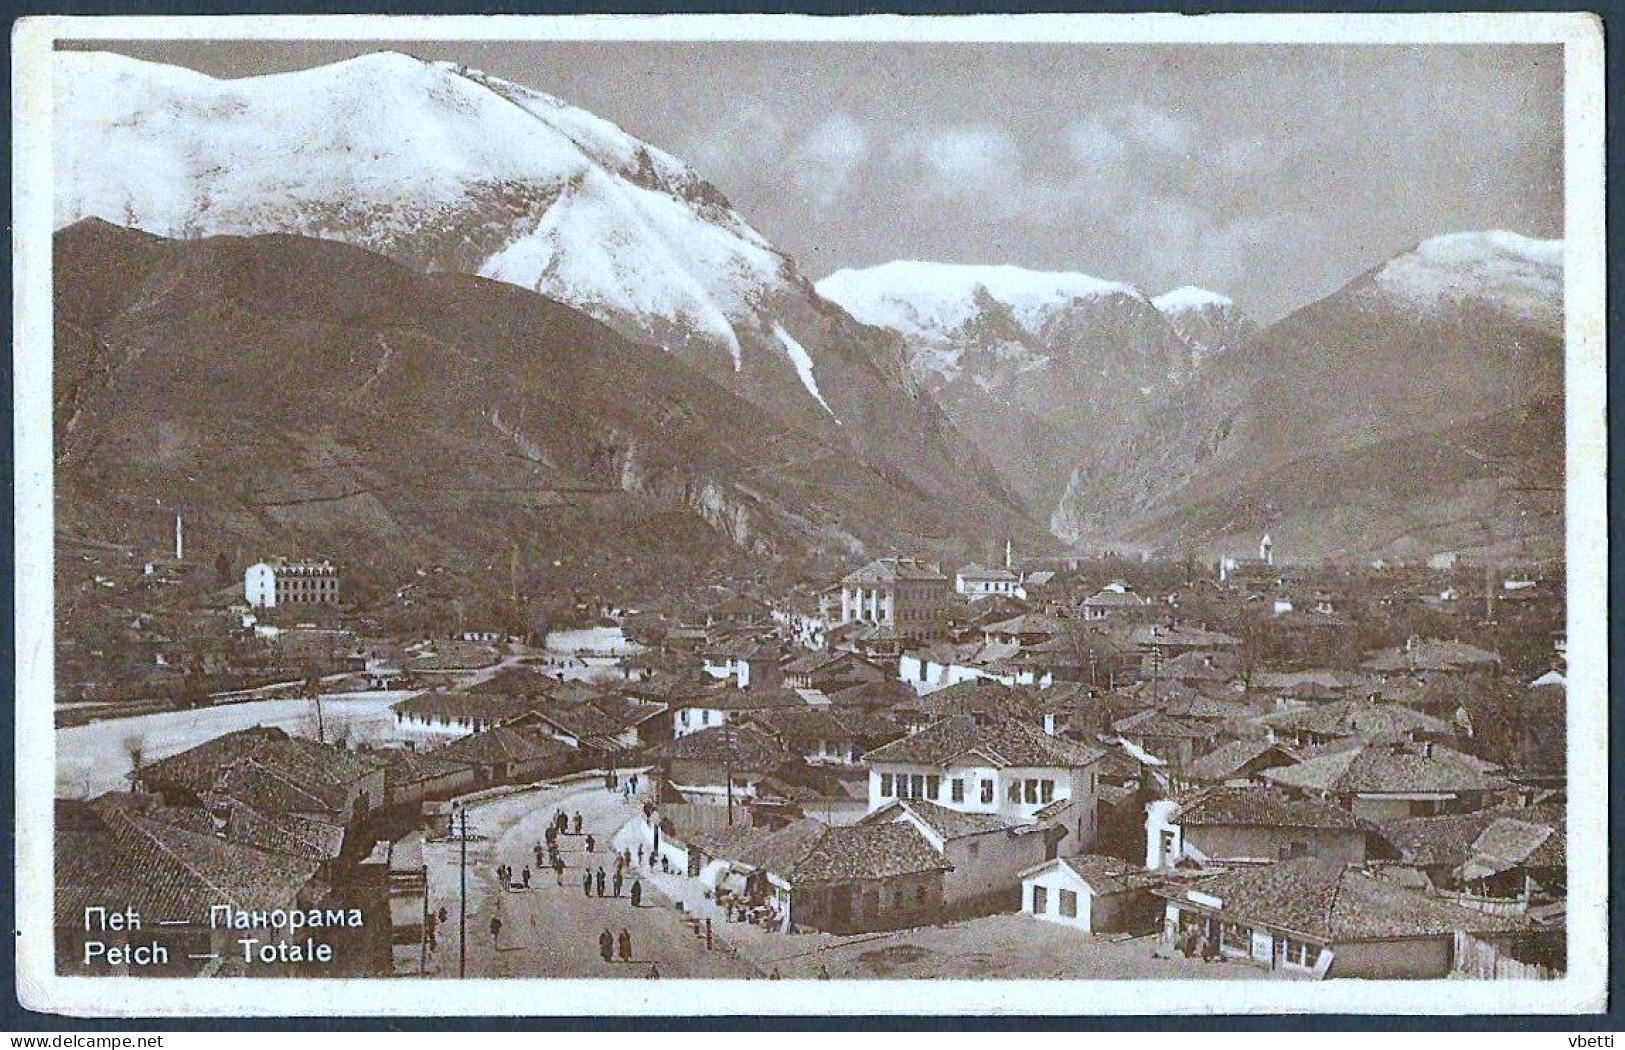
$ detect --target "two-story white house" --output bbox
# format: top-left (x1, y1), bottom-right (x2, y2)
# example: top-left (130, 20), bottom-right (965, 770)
top-left (955, 564), bottom-right (1026, 600)
top-left (860, 714), bottom-right (1108, 913)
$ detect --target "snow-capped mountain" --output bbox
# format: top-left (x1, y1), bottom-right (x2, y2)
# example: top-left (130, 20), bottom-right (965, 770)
top-left (54, 50), bottom-right (1043, 552)
top-left (1049, 231), bottom-right (1564, 563)
top-left (1151, 286), bottom-right (1256, 368)
top-left (816, 261), bottom-right (1251, 519)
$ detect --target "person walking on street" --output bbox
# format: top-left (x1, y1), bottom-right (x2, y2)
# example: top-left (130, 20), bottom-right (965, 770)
top-left (582, 870), bottom-right (593, 897)
top-left (573, 812), bottom-right (582, 835)
top-left (630, 880), bottom-right (642, 908)
top-left (490, 915), bottom-right (503, 947)
top-left (647, 964), bottom-right (660, 979)
top-left (554, 856), bottom-right (565, 885)
top-left (598, 928), bottom-right (613, 963)
top-left (817, 964), bottom-right (831, 980)
top-left (613, 870), bottom-right (624, 898)
top-left (705, 917), bottom-right (713, 951)
top-left (585, 833), bottom-right (595, 854)
top-left (631, 773), bottom-right (639, 793)
top-left (618, 928), bottom-right (632, 962)
top-left (522, 866), bottom-right (531, 889)
top-left (636, 844), bottom-right (644, 865)
top-left (595, 867), bottom-right (606, 897)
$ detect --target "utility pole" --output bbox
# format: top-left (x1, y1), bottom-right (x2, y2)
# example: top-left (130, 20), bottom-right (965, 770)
top-left (458, 807), bottom-right (468, 979)
top-left (725, 722), bottom-right (735, 828)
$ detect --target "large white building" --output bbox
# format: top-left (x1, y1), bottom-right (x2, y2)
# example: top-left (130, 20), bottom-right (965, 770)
top-left (836, 557), bottom-right (950, 642)
top-left (245, 558), bottom-right (340, 609)
top-left (859, 714), bottom-right (1108, 911)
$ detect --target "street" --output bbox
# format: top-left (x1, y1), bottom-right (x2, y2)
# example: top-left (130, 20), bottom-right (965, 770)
top-left (421, 773), bottom-right (758, 979)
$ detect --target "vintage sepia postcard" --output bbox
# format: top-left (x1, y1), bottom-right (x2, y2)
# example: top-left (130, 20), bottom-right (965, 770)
top-left (11, 12), bottom-right (1607, 1018)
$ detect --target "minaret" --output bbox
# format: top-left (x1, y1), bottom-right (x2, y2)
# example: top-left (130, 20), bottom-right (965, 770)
top-left (174, 514), bottom-right (184, 562)
top-left (1004, 538), bottom-right (1013, 571)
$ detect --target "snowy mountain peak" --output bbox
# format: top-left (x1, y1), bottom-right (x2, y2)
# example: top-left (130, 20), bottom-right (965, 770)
top-left (1374, 230), bottom-right (1563, 329)
top-left (1152, 286), bottom-right (1233, 315)
top-left (817, 260), bottom-right (1143, 339)
top-left (53, 49), bottom-right (786, 375)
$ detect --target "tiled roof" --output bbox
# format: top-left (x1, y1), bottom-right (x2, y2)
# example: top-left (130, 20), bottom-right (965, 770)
top-left (1361, 639), bottom-right (1502, 674)
top-left (1051, 854), bottom-right (1163, 893)
top-left (957, 563), bottom-right (1018, 582)
top-left (136, 727), bottom-right (386, 816)
top-left (55, 797), bottom-right (318, 928)
top-left (1114, 710), bottom-right (1213, 740)
top-left (437, 724), bottom-right (575, 768)
top-left (1132, 625), bottom-right (1241, 649)
top-left (753, 707), bottom-right (855, 744)
top-left (1176, 787), bottom-right (1363, 830)
top-left (1263, 741), bottom-right (1506, 795)
top-left (670, 687), bottom-right (803, 713)
top-left (725, 819), bottom-right (830, 877)
top-left (1084, 589), bottom-right (1150, 607)
top-left (864, 714), bottom-right (1105, 770)
top-left (650, 725), bottom-right (792, 770)
top-left (1162, 651), bottom-right (1240, 682)
top-left (984, 613), bottom-right (1067, 636)
top-left (791, 822), bottom-right (951, 883)
top-left (841, 558), bottom-right (947, 585)
top-left (1458, 818), bottom-right (1563, 881)
top-left (1166, 857), bottom-right (1518, 941)
top-left (866, 799), bottom-right (1023, 840)
top-left (1262, 700), bottom-right (1453, 740)
top-left (1184, 739), bottom-right (1299, 783)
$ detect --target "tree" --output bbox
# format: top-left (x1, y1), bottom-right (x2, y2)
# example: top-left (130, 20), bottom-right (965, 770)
top-left (122, 733), bottom-right (146, 784)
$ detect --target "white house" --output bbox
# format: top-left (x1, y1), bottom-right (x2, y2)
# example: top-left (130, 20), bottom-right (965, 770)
top-left (862, 714), bottom-right (1108, 867)
top-left (1020, 854), bottom-right (1163, 934)
top-left (955, 563), bottom-right (1025, 600)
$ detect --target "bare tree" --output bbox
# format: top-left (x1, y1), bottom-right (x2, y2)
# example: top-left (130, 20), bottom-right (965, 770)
top-left (122, 733), bottom-right (146, 785)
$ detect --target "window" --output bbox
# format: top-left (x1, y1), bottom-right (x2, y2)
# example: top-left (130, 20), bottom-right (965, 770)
top-left (1040, 780), bottom-right (1055, 804)
top-left (1059, 889), bottom-right (1078, 919)
top-left (981, 780), bottom-right (995, 805)
top-left (1280, 937), bottom-right (1315, 969)
top-left (1025, 779), bottom-right (1039, 804)
top-left (951, 779), bottom-right (965, 804)
top-left (1032, 886), bottom-right (1048, 914)
top-left (912, 774), bottom-right (926, 798)
top-left (914, 885), bottom-right (927, 907)
top-left (926, 775), bottom-right (940, 800)
top-left (1008, 782), bottom-right (1021, 803)
top-left (880, 773), bottom-right (894, 797)
top-left (1221, 922), bottom-right (1249, 952)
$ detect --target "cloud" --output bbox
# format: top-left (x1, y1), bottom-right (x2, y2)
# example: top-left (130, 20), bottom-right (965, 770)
top-left (791, 113), bottom-right (872, 204)
top-left (906, 124), bottom-right (1022, 197)
top-left (1066, 104), bottom-right (1194, 171)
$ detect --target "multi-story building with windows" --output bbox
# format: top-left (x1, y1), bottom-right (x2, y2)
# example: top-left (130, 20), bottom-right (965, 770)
top-left (245, 558), bottom-right (341, 608)
top-left (836, 557), bottom-right (950, 642)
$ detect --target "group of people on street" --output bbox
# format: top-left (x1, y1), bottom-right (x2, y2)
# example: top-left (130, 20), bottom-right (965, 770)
top-left (493, 862), bottom-right (533, 889)
top-left (598, 927), bottom-right (634, 963)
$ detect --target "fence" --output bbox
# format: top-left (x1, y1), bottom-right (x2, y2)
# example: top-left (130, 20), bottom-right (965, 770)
top-left (1453, 930), bottom-right (1564, 980)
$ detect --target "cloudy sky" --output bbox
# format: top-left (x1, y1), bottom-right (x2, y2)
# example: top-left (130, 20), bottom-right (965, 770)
top-left (75, 39), bottom-right (1562, 321)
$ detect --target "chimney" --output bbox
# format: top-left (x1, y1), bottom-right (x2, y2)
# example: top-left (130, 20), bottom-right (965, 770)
top-left (174, 514), bottom-right (184, 562)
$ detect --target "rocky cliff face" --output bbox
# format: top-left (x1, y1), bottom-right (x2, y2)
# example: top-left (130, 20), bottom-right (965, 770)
top-left (1049, 232), bottom-right (1564, 563)
top-left (52, 223), bottom-right (1044, 624)
top-left (817, 261), bottom-right (1253, 521)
